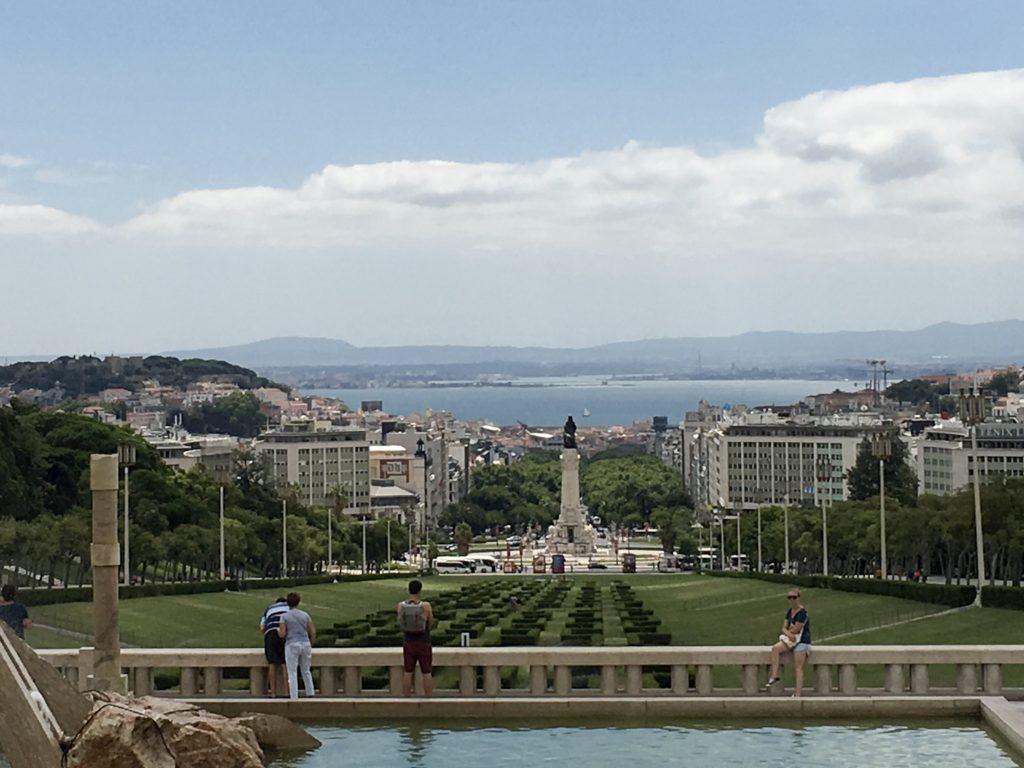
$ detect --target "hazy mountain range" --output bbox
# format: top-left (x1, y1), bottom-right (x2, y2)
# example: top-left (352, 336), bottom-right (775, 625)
top-left (168, 320), bottom-right (1024, 374)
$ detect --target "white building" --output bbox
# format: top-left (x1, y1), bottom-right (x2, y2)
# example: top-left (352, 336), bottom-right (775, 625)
top-left (699, 420), bottom-right (892, 515)
top-left (917, 421), bottom-right (1024, 495)
top-left (254, 419), bottom-right (370, 512)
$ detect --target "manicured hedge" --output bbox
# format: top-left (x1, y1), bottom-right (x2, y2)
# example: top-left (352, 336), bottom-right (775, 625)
top-left (15, 572), bottom-right (401, 607)
top-left (708, 571), bottom-right (976, 608)
top-left (976, 585), bottom-right (1024, 610)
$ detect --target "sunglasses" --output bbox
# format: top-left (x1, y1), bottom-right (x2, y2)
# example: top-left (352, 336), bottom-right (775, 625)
top-left (787, 595), bottom-right (799, 600)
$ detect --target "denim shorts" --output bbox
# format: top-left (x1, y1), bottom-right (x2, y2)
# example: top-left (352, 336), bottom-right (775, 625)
top-left (793, 643), bottom-right (812, 654)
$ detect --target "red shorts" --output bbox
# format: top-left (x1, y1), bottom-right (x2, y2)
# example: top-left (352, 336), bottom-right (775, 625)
top-left (403, 638), bottom-right (433, 674)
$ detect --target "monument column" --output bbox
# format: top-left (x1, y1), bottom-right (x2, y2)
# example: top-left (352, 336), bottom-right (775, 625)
top-left (90, 453), bottom-right (127, 692)
top-left (560, 449), bottom-right (581, 517)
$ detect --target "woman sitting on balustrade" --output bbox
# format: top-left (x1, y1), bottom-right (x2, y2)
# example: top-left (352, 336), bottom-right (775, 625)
top-left (766, 589), bottom-right (811, 697)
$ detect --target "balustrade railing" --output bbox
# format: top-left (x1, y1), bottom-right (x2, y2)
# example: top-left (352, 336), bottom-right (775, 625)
top-left (38, 646), bottom-right (1022, 698)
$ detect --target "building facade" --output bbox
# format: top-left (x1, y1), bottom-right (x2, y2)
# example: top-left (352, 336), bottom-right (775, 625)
top-left (917, 421), bottom-right (1024, 495)
top-left (255, 420), bottom-right (370, 513)
top-left (701, 422), bottom-right (892, 514)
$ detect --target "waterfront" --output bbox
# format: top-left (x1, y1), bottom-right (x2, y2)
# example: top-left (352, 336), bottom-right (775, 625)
top-left (268, 722), bottom-right (1021, 767)
top-left (310, 377), bottom-right (848, 426)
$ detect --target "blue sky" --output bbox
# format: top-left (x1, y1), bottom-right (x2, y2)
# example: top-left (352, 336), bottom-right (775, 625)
top-left (2, 2), bottom-right (1024, 352)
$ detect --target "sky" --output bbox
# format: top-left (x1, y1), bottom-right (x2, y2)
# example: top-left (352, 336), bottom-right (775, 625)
top-left (2, 1), bottom-right (1024, 354)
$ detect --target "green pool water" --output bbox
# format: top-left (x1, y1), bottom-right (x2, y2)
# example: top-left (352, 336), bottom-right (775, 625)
top-left (266, 721), bottom-right (1023, 768)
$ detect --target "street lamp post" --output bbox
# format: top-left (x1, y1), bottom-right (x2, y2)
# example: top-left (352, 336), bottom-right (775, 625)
top-left (117, 443), bottom-right (135, 587)
top-left (361, 516), bottom-right (368, 575)
top-left (816, 458), bottom-right (832, 577)
top-left (871, 433), bottom-right (893, 579)
top-left (219, 485), bottom-right (225, 580)
top-left (960, 385), bottom-right (989, 606)
top-left (756, 505), bottom-right (763, 573)
top-left (282, 499), bottom-right (288, 575)
top-left (734, 503), bottom-right (742, 570)
top-left (715, 514), bottom-right (724, 571)
top-left (783, 499), bottom-right (790, 574)
top-left (327, 505), bottom-right (333, 571)
top-left (387, 517), bottom-right (392, 571)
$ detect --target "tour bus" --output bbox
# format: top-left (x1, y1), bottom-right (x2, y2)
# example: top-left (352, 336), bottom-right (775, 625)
top-left (468, 554), bottom-right (500, 573)
top-left (697, 547), bottom-right (720, 571)
top-left (729, 554), bottom-right (750, 572)
top-left (434, 556), bottom-right (476, 574)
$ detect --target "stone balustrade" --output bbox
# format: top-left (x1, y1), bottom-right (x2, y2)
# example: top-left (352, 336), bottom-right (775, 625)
top-left (37, 646), bottom-right (1023, 699)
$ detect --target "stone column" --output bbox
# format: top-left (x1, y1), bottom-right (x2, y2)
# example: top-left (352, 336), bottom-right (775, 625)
top-left (560, 449), bottom-right (582, 521)
top-left (89, 454), bottom-right (127, 693)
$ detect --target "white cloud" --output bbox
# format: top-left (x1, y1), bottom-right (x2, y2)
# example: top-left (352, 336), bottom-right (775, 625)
top-left (113, 69), bottom-right (1024, 263)
top-left (6, 69), bottom-right (1024, 267)
top-left (0, 204), bottom-right (100, 236)
top-left (0, 153), bottom-right (32, 169)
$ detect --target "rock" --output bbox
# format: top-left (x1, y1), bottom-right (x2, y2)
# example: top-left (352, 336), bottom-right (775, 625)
top-left (64, 694), bottom-right (264, 768)
top-left (234, 713), bottom-right (322, 752)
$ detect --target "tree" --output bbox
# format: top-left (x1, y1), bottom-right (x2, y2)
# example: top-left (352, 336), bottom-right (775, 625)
top-left (454, 522), bottom-right (473, 556)
top-left (846, 437), bottom-right (918, 506)
top-left (651, 507), bottom-right (693, 553)
top-left (176, 392), bottom-right (266, 438)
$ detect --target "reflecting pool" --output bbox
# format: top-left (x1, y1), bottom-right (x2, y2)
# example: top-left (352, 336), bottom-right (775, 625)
top-left (267, 722), bottom-right (1022, 768)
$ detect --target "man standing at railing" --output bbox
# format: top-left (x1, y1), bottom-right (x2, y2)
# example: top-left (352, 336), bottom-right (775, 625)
top-left (398, 579), bottom-right (434, 697)
top-left (259, 595), bottom-right (289, 697)
top-left (0, 584), bottom-right (32, 640)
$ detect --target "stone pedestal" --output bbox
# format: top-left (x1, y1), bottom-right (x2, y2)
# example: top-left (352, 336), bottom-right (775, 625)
top-left (90, 454), bottom-right (128, 694)
top-left (546, 449), bottom-right (596, 556)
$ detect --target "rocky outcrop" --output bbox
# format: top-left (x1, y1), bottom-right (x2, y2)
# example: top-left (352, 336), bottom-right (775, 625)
top-left (234, 713), bottom-right (322, 752)
top-left (65, 694), bottom-right (264, 768)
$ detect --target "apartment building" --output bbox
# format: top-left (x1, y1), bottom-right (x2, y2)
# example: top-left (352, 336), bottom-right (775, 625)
top-left (697, 420), bottom-right (894, 515)
top-left (255, 419), bottom-right (370, 513)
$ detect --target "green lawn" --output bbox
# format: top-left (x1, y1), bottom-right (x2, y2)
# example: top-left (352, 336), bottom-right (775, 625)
top-left (27, 577), bottom-right (471, 648)
top-left (24, 573), bottom-right (1024, 653)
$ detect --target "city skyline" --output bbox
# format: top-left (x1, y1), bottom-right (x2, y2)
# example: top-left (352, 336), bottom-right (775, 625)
top-left (3, 3), bottom-right (1024, 352)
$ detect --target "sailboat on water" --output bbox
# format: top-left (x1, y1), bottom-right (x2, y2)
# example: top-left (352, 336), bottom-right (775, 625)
top-left (582, 407), bottom-right (591, 418)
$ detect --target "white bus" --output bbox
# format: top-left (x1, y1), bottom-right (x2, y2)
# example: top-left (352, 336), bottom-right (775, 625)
top-left (729, 554), bottom-right (750, 572)
top-left (467, 554), bottom-right (500, 573)
top-left (697, 547), bottom-right (721, 571)
top-left (434, 557), bottom-right (475, 574)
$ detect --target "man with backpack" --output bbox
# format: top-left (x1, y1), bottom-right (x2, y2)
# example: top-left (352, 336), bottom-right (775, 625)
top-left (397, 579), bottom-right (434, 697)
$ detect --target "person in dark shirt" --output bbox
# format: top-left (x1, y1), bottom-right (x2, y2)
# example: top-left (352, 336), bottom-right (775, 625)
top-left (0, 584), bottom-right (32, 640)
top-left (766, 589), bottom-right (811, 697)
top-left (397, 579), bottom-right (434, 697)
top-left (259, 596), bottom-right (290, 697)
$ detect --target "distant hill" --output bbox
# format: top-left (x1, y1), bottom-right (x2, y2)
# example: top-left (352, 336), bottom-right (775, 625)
top-left (168, 320), bottom-right (1024, 373)
top-left (0, 355), bottom-right (277, 398)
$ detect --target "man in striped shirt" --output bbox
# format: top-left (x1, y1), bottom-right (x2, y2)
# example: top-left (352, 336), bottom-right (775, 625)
top-left (260, 596), bottom-right (290, 697)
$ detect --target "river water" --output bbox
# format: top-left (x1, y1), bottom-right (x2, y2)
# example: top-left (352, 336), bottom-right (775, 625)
top-left (310, 377), bottom-right (849, 426)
